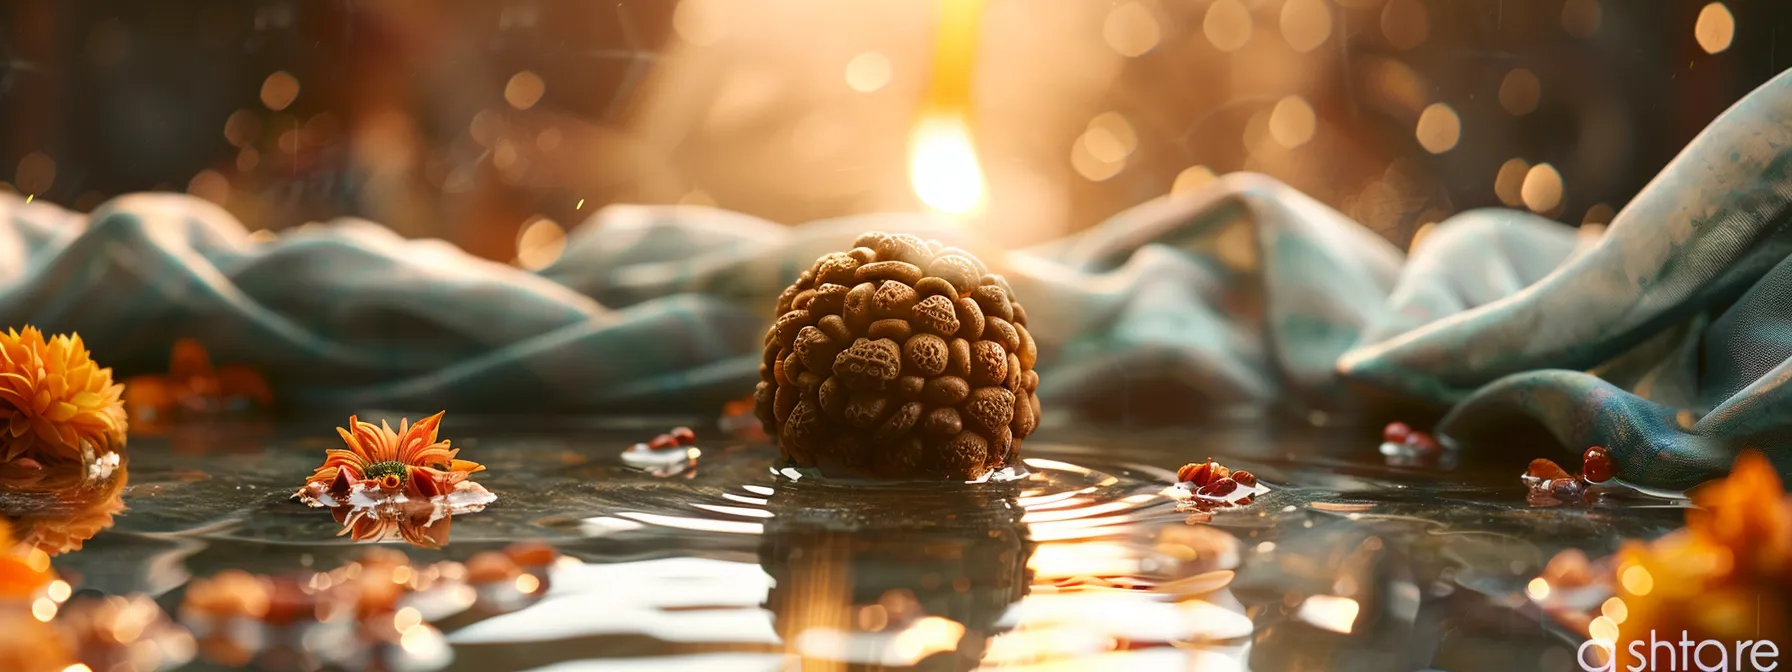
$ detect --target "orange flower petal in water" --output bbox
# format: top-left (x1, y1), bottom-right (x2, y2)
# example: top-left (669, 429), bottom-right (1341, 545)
top-left (0, 327), bottom-right (127, 466)
top-left (296, 411), bottom-right (493, 547)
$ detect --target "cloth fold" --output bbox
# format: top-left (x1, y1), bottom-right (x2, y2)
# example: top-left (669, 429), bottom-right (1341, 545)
top-left (8, 72), bottom-right (1792, 490)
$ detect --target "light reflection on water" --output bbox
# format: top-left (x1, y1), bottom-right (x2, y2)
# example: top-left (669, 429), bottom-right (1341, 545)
top-left (16, 421), bottom-right (1701, 671)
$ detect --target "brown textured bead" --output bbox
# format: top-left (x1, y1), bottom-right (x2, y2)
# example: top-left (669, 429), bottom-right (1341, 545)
top-left (843, 282), bottom-right (877, 333)
top-left (955, 297), bottom-right (985, 341)
top-left (987, 317), bottom-right (1021, 354)
top-left (921, 407), bottom-right (963, 436)
top-left (1012, 391), bottom-right (1038, 438)
top-left (818, 378), bottom-right (848, 420)
top-left (914, 277), bottom-right (959, 301)
top-left (935, 431), bottom-right (990, 478)
top-left (792, 326), bottom-right (839, 374)
top-left (815, 252), bottom-right (860, 285)
top-left (963, 387), bottom-right (1016, 436)
top-left (971, 285), bottom-right (1014, 323)
top-left (1017, 325), bottom-right (1037, 369)
top-left (874, 233), bottom-right (932, 267)
top-left (790, 289), bottom-right (816, 311)
top-left (868, 318), bottom-right (913, 342)
top-left (970, 341), bottom-right (1009, 386)
top-left (903, 334), bottom-right (950, 377)
top-left (808, 283), bottom-right (849, 316)
top-left (818, 314), bottom-right (853, 345)
top-left (913, 295), bottom-right (960, 336)
top-left (870, 281), bottom-right (919, 320)
top-left (759, 231), bottom-right (1038, 480)
top-left (773, 309), bottom-right (813, 348)
top-left (927, 255), bottom-right (981, 294)
top-left (946, 338), bottom-right (972, 378)
top-left (832, 338), bottom-right (902, 391)
top-left (875, 401), bottom-right (924, 443)
top-left (923, 376), bottom-right (971, 405)
top-left (843, 391), bottom-right (891, 428)
top-left (856, 260), bottom-right (925, 287)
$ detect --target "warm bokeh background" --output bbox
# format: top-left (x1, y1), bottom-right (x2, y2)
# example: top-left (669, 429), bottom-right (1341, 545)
top-left (1, 0), bottom-right (1786, 263)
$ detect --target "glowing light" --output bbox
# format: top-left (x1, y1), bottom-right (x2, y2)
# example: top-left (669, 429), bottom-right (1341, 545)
top-left (1583, 202), bottom-right (1616, 225)
top-left (15, 152), bottom-right (55, 194)
top-left (515, 574), bottom-right (541, 594)
top-left (394, 607), bottom-right (423, 633)
top-left (1171, 166), bottom-right (1217, 195)
top-left (61, 665), bottom-right (92, 672)
top-left (845, 51), bottom-right (892, 92)
top-left (1295, 595), bottom-right (1360, 633)
top-left (1601, 597), bottom-right (1628, 624)
top-left (1694, 3), bottom-right (1734, 54)
top-left (505, 71), bottom-right (546, 110)
top-left (1589, 615), bottom-right (1619, 643)
top-left (1499, 69), bottom-right (1541, 116)
top-left (32, 597), bottom-right (57, 622)
top-left (673, 0), bottom-right (727, 46)
top-left (391, 565), bottom-right (414, 585)
top-left (187, 170), bottom-right (230, 204)
top-left (1620, 565), bottom-right (1653, 596)
top-left (1268, 96), bottom-right (1316, 149)
top-left (224, 110), bottom-right (261, 148)
top-left (1280, 0), bottom-right (1332, 53)
top-left (1415, 103), bottom-right (1461, 153)
top-left (47, 580), bottom-right (71, 602)
top-left (1526, 577), bottom-right (1551, 601)
top-left (1561, 0), bottom-right (1602, 38)
top-left (1520, 163), bottom-right (1564, 213)
top-left (1203, 0), bottom-right (1253, 52)
top-left (260, 71), bottom-right (300, 112)
top-left (25, 549), bottom-right (49, 574)
top-left (890, 616), bottom-right (967, 663)
top-left (516, 217), bottom-right (567, 270)
top-left (1380, 0), bottom-right (1429, 50)
top-left (909, 115), bottom-right (986, 214)
top-left (1494, 158), bottom-right (1531, 207)
top-left (1103, 2), bottom-right (1160, 57)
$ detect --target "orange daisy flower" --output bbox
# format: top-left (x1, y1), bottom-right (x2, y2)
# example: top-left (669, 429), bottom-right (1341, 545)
top-left (0, 327), bottom-right (128, 464)
top-left (296, 411), bottom-right (484, 503)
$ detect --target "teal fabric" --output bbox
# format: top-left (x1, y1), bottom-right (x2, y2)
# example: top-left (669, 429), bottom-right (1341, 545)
top-left (7, 72), bottom-right (1792, 491)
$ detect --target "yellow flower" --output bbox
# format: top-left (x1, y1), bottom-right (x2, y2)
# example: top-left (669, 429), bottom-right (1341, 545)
top-left (0, 327), bottom-right (128, 464)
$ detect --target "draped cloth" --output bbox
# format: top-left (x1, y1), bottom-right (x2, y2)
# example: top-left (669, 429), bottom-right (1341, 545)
top-left (8, 73), bottom-right (1792, 491)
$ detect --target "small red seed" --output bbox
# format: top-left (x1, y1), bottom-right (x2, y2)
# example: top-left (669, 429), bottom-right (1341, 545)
top-left (1581, 445), bottom-right (1613, 483)
top-left (1527, 458), bottom-right (1572, 481)
top-left (1231, 470), bottom-right (1257, 488)
top-left (648, 434), bottom-right (678, 450)
top-left (1406, 431), bottom-right (1440, 451)
top-left (669, 426), bottom-right (697, 446)
top-left (1197, 477), bottom-right (1239, 498)
top-left (1548, 477), bottom-right (1585, 501)
top-left (1382, 421), bottom-right (1412, 444)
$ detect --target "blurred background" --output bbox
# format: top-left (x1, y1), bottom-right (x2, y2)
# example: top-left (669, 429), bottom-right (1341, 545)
top-left (1, 0), bottom-right (1786, 266)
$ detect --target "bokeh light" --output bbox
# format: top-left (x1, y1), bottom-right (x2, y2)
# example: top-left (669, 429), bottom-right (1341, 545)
top-left (1561, 0), bottom-right (1603, 38)
top-left (505, 71), bottom-right (546, 110)
top-left (1499, 69), bottom-right (1541, 116)
top-left (1695, 3), bottom-right (1735, 54)
top-left (1268, 96), bottom-right (1317, 149)
top-left (1279, 0), bottom-right (1332, 53)
top-left (844, 51), bottom-right (893, 92)
top-left (1414, 103), bottom-right (1461, 154)
top-left (14, 152), bottom-right (55, 194)
top-left (1203, 0), bottom-right (1253, 53)
top-left (1380, 0), bottom-right (1429, 51)
top-left (259, 71), bottom-right (299, 112)
top-left (1103, 2), bottom-right (1161, 57)
top-left (1171, 166), bottom-right (1217, 195)
top-left (515, 217), bottom-right (567, 271)
top-left (1520, 163), bottom-right (1564, 213)
top-left (673, 0), bottom-right (727, 46)
top-left (1494, 158), bottom-right (1532, 207)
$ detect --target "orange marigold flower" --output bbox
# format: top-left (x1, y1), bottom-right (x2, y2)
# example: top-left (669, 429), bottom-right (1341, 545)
top-left (296, 411), bottom-right (484, 502)
top-left (0, 327), bottom-right (128, 464)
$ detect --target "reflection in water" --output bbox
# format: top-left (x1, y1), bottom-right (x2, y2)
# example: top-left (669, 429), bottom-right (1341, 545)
top-left (760, 480), bottom-right (1033, 669)
top-left (295, 412), bottom-right (494, 548)
top-left (0, 456), bottom-right (127, 556)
